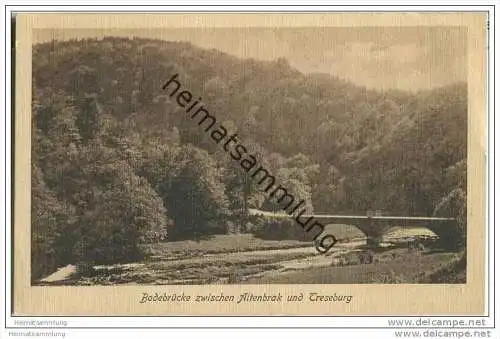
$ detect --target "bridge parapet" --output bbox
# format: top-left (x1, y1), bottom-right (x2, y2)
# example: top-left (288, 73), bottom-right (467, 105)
top-left (366, 210), bottom-right (383, 217)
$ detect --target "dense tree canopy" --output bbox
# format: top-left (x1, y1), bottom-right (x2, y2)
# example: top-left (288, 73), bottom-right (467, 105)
top-left (31, 37), bottom-right (467, 279)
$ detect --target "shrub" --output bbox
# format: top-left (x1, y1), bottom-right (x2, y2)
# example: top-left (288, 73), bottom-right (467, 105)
top-left (71, 162), bottom-right (170, 264)
top-left (252, 216), bottom-right (310, 241)
top-left (358, 250), bottom-right (375, 264)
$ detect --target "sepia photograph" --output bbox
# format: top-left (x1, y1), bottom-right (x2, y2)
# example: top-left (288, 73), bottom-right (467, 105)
top-left (30, 26), bottom-right (468, 286)
top-left (12, 12), bottom-right (487, 316)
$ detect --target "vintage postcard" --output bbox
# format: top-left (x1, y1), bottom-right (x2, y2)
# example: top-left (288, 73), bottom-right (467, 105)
top-left (13, 12), bottom-right (487, 315)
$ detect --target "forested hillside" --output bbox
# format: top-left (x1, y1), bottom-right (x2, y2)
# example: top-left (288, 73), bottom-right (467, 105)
top-left (31, 37), bottom-right (467, 281)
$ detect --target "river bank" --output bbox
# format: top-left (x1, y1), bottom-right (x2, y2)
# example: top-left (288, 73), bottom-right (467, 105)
top-left (36, 234), bottom-right (462, 285)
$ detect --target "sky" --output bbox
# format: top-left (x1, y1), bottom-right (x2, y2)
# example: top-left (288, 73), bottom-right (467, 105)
top-left (33, 27), bottom-right (467, 91)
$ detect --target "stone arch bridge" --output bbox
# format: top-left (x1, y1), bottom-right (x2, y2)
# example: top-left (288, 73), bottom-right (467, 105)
top-left (248, 209), bottom-right (456, 244)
